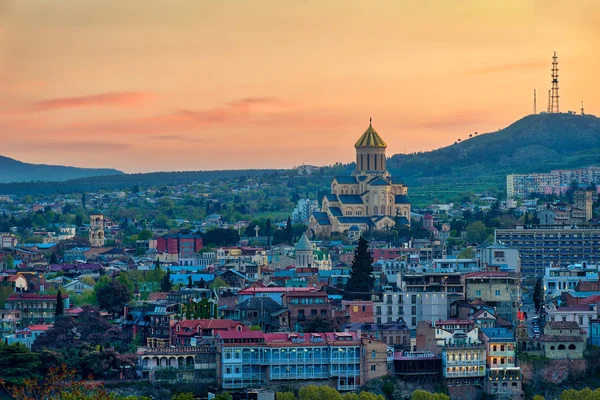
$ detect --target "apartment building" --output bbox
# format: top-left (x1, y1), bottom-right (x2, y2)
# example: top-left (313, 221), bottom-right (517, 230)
top-left (5, 293), bottom-right (70, 326)
top-left (216, 331), bottom-right (386, 391)
top-left (477, 244), bottom-right (520, 273)
top-left (495, 228), bottom-right (600, 278)
top-left (543, 263), bottom-right (599, 297)
top-left (480, 328), bottom-right (522, 398)
top-left (373, 291), bottom-right (449, 329)
top-left (282, 291), bottom-right (331, 332)
top-left (464, 272), bottom-right (520, 323)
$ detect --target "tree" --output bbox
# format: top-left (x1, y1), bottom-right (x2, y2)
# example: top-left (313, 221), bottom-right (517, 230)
top-left (161, 269), bottom-right (172, 292)
top-left (286, 217), bottom-right (293, 245)
top-left (2, 254), bottom-right (14, 269)
top-left (209, 276), bottom-right (229, 290)
top-left (277, 392), bottom-right (296, 400)
top-left (344, 236), bottom-right (374, 300)
top-left (96, 280), bottom-right (132, 317)
top-left (187, 275), bottom-right (193, 289)
top-left (172, 393), bottom-right (196, 400)
top-left (266, 218), bottom-right (272, 247)
top-left (214, 393), bottom-right (233, 400)
top-left (0, 343), bottom-right (41, 385)
top-left (155, 257), bottom-right (161, 271)
top-left (81, 192), bottom-right (86, 208)
top-left (411, 390), bottom-right (450, 400)
top-left (55, 290), bottom-right (64, 316)
top-left (137, 229), bottom-right (153, 240)
top-left (533, 277), bottom-right (544, 312)
top-left (465, 221), bottom-right (488, 243)
top-left (49, 252), bottom-right (58, 265)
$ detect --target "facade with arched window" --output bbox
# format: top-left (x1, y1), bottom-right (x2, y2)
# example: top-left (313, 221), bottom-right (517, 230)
top-left (310, 121), bottom-right (411, 235)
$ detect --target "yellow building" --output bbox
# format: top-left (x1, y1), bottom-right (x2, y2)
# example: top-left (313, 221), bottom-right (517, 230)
top-left (309, 120), bottom-right (411, 235)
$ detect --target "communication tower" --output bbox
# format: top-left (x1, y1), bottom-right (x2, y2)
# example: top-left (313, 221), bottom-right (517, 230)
top-left (581, 101), bottom-right (585, 115)
top-left (547, 90), bottom-right (551, 113)
top-left (533, 89), bottom-right (537, 114)
top-left (551, 51), bottom-right (559, 113)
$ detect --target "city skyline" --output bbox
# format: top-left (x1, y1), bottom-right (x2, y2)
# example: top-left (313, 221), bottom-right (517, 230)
top-left (1, 0), bottom-right (599, 173)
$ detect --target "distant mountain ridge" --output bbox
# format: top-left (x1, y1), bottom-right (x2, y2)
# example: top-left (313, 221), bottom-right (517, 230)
top-left (387, 113), bottom-right (600, 188)
top-left (0, 155), bottom-right (123, 183)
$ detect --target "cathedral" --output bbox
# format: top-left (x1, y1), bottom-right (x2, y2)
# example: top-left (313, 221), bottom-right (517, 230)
top-left (309, 119), bottom-right (411, 235)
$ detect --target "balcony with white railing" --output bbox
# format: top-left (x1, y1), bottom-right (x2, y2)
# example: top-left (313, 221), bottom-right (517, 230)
top-left (445, 359), bottom-right (486, 366)
top-left (444, 371), bottom-right (485, 378)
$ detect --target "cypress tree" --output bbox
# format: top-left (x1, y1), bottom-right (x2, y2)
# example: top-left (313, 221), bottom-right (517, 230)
top-left (286, 217), bottom-right (293, 245)
top-left (266, 218), bottom-right (272, 247)
top-left (55, 289), bottom-right (64, 316)
top-left (344, 236), bottom-right (374, 300)
top-left (161, 269), bottom-right (172, 292)
top-left (187, 275), bottom-right (193, 289)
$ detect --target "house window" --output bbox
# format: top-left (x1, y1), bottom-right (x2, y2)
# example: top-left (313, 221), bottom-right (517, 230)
top-left (371, 365), bottom-right (376, 371)
top-left (495, 290), bottom-right (501, 296)
top-left (411, 306), bottom-right (417, 315)
top-left (411, 295), bottom-right (417, 304)
top-left (411, 317), bottom-right (416, 326)
top-left (372, 350), bottom-right (376, 359)
top-left (493, 345), bottom-right (497, 352)
top-left (475, 290), bottom-right (481, 297)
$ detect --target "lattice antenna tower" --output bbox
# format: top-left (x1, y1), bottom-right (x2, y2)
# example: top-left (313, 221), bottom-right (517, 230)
top-left (533, 89), bottom-right (537, 114)
top-left (551, 51), bottom-right (559, 113)
top-left (547, 90), bottom-right (551, 113)
top-left (581, 101), bottom-right (585, 115)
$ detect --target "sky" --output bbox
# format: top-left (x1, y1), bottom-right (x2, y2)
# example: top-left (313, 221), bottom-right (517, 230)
top-left (1, 0), bottom-right (599, 173)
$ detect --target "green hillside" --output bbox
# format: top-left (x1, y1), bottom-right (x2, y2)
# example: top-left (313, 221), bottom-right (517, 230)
top-left (387, 113), bottom-right (600, 200)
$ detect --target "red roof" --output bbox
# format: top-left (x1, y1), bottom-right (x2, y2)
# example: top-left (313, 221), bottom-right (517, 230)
top-left (238, 287), bottom-right (316, 294)
top-left (26, 324), bottom-right (52, 331)
top-left (424, 214), bottom-right (433, 220)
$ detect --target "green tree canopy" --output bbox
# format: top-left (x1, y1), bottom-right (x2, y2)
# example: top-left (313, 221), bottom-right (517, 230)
top-left (344, 236), bottom-right (374, 300)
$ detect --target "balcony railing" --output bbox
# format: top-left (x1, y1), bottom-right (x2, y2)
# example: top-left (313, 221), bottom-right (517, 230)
top-left (338, 385), bottom-right (360, 391)
top-left (445, 371), bottom-right (485, 378)
top-left (270, 371), bottom-right (329, 380)
top-left (445, 360), bottom-right (486, 366)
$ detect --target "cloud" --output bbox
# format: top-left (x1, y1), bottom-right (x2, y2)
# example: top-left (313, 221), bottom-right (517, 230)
top-left (467, 60), bottom-right (546, 75)
top-left (30, 91), bottom-right (153, 112)
top-left (4, 140), bottom-right (134, 152)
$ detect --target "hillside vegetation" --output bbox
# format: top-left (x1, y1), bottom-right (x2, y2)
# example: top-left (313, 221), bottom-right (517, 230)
top-left (388, 113), bottom-right (600, 195)
top-left (0, 155), bottom-right (123, 183)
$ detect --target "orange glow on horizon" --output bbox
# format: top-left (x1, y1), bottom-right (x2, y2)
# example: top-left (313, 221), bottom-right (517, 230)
top-left (0, 0), bottom-right (598, 172)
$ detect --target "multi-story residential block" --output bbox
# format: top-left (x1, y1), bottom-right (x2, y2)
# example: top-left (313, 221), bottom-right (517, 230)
top-left (480, 328), bottom-right (522, 398)
top-left (156, 234), bottom-right (203, 257)
top-left (341, 300), bottom-right (374, 324)
top-left (477, 244), bottom-right (520, 273)
top-left (282, 290), bottom-right (331, 332)
top-left (439, 328), bottom-right (486, 388)
top-left (400, 271), bottom-right (465, 296)
top-left (222, 297), bottom-right (289, 333)
top-left (5, 293), bottom-right (70, 326)
top-left (464, 272), bottom-right (520, 323)
top-left (543, 263), bottom-right (599, 297)
top-left (292, 199), bottom-right (320, 223)
top-left (123, 301), bottom-right (178, 347)
top-left (507, 168), bottom-right (600, 199)
top-left (216, 331), bottom-right (368, 391)
top-left (373, 291), bottom-right (449, 329)
top-left (416, 319), bottom-right (477, 355)
top-left (494, 228), bottom-right (600, 278)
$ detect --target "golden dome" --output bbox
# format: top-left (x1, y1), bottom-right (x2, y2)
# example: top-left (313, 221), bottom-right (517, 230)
top-left (354, 118), bottom-right (387, 148)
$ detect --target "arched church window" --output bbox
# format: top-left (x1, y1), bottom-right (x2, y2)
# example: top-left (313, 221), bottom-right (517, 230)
top-left (373, 205), bottom-right (379, 215)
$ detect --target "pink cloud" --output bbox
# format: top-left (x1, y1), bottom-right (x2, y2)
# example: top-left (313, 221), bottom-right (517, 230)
top-left (30, 91), bottom-right (153, 112)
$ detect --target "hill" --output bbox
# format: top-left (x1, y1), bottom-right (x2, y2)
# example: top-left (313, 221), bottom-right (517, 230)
top-left (387, 113), bottom-right (600, 198)
top-left (0, 155), bottom-right (124, 183)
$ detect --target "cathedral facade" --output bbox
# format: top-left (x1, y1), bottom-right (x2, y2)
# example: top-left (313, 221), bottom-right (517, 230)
top-left (309, 120), bottom-right (411, 235)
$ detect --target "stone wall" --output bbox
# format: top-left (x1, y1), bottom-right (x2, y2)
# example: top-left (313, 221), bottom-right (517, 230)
top-left (520, 358), bottom-right (587, 384)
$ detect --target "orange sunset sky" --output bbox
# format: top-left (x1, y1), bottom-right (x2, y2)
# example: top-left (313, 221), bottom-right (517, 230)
top-left (1, 0), bottom-right (599, 173)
